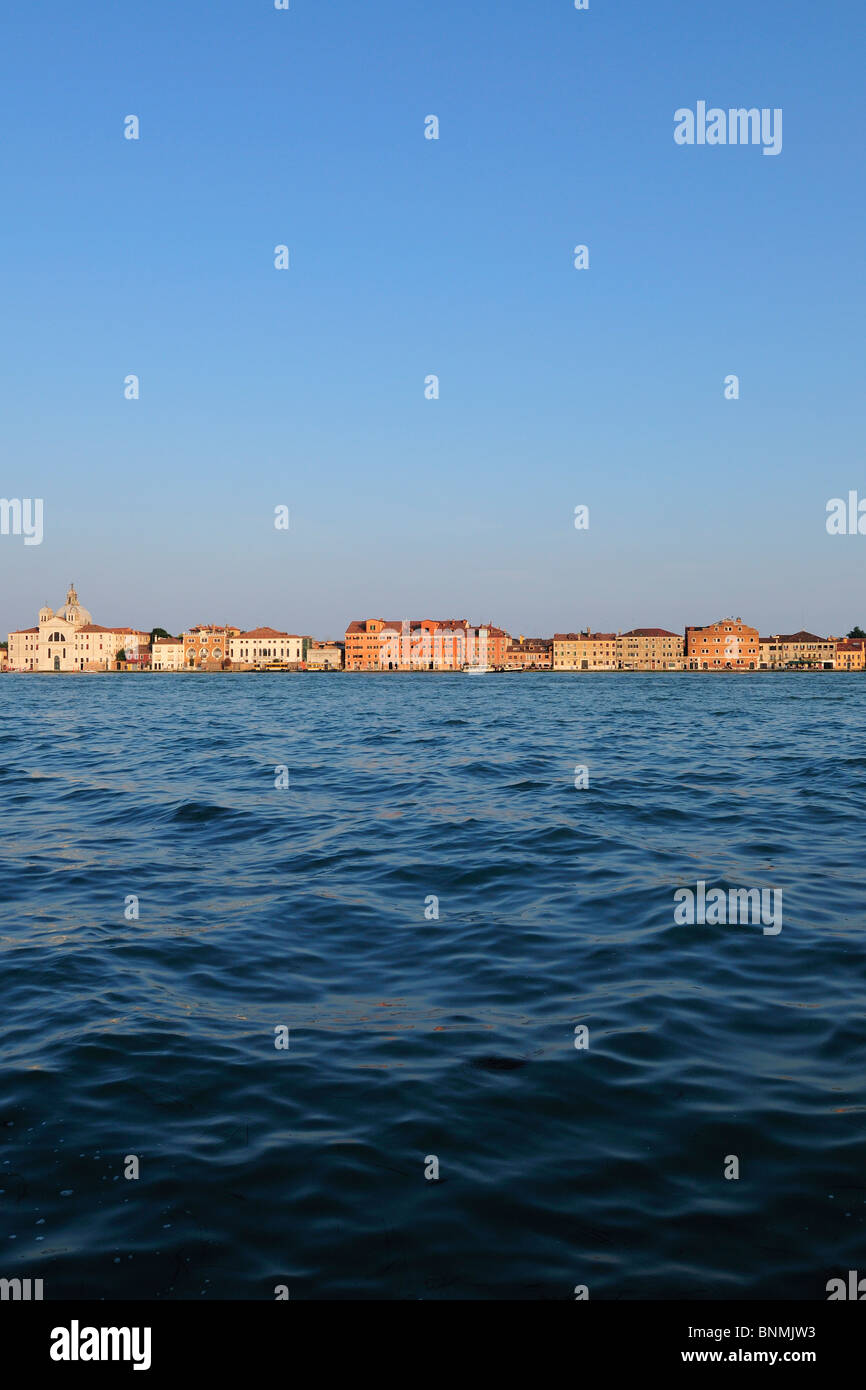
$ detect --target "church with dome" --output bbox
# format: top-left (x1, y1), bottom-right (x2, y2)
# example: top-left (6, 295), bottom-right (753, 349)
top-left (7, 584), bottom-right (150, 672)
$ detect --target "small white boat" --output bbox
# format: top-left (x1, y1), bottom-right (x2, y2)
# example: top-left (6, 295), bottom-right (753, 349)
top-left (462, 663), bottom-right (491, 674)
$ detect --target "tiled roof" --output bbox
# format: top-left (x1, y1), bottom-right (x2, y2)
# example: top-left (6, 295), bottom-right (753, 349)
top-left (78, 625), bottom-right (149, 636)
top-left (346, 618), bottom-right (473, 634)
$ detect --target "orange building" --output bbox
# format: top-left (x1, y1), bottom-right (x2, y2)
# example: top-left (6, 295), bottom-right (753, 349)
top-left (344, 618), bottom-right (392, 669)
top-left (345, 618), bottom-right (510, 670)
top-left (183, 624), bottom-right (241, 670)
top-left (686, 618), bottom-right (759, 670)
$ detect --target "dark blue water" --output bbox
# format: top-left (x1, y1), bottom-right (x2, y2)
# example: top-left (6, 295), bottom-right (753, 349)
top-left (1, 673), bottom-right (864, 1300)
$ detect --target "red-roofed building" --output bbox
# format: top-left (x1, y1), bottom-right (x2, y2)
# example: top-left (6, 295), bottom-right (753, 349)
top-left (686, 618), bottom-right (759, 670)
top-left (152, 637), bottom-right (184, 671)
top-left (182, 624), bottom-right (241, 670)
top-left (345, 618), bottom-right (511, 670)
top-left (553, 631), bottom-right (618, 670)
top-left (505, 637), bottom-right (553, 669)
top-left (759, 631), bottom-right (835, 670)
top-left (7, 585), bottom-right (150, 671)
top-left (835, 638), bottom-right (866, 671)
top-left (228, 629), bottom-right (310, 668)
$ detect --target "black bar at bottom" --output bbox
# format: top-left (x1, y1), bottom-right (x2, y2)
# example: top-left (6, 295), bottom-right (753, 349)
top-left (3, 1299), bottom-right (860, 1375)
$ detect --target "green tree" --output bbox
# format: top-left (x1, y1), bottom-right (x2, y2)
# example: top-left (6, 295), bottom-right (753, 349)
top-left (847, 626), bottom-right (866, 639)
top-left (150, 627), bottom-right (172, 644)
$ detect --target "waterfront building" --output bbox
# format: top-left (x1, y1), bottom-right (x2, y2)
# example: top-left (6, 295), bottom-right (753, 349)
top-left (834, 638), bottom-right (866, 671)
top-left (7, 585), bottom-right (150, 671)
top-left (152, 637), bottom-right (184, 671)
top-left (344, 618), bottom-right (391, 669)
top-left (7, 628), bottom-right (37, 670)
top-left (553, 631), bottom-right (618, 670)
top-left (617, 628), bottom-right (685, 670)
top-left (228, 629), bottom-right (309, 669)
top-left (346, 619), bottom-right (510, 670)
top-left (759, 631), bottom-right (836, 670)
top-left (182, 624), bottom-right (241, 670)
top-left (306, 642), bottom-right (344, 669)
top-left (93, 628), bottom-right (151, 669)
top-left (505, 637), bottom-right (553, 669)
top-left (685, 618), bottom-right (759, 670)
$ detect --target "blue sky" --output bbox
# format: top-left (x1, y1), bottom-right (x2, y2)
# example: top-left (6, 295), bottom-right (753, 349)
top-left (1, 0), bottom-right (864, 638)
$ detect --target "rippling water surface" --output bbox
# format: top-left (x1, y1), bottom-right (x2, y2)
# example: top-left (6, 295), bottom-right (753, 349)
top-left (1, 673), bottom-right (864, 1299)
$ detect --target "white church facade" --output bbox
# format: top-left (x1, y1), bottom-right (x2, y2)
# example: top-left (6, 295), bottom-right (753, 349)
top-left (7, 584), bottom-right (150, 672)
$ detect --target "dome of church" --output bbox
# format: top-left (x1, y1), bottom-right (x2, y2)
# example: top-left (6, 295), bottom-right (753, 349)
top-left (56, 583), bottom-right (92, 627)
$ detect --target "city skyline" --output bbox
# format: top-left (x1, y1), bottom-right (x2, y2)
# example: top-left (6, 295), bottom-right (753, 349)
top-left (6, 582), bottom-right (865, 672)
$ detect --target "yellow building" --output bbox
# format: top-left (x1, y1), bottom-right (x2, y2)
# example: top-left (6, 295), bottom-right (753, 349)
top-left (617, 628), bottom-right (684, 670)
top-left (834, 639), bottom-right (866, 671)
top-left (759, 631), bottom-right (836, 670)
top-left (553, 631), bottom-right (618, 670)
top-left (7, 627), bottom-right (38, 670)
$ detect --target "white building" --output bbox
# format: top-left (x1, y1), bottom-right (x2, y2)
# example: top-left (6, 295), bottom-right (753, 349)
top-left (151, 637), bottom-right (184, 671)
top-left (7, 584), bottom-right (150, 672)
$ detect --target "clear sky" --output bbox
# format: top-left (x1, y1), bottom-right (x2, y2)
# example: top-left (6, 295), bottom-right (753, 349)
top-left (1, 0), bottom-right (864, 639)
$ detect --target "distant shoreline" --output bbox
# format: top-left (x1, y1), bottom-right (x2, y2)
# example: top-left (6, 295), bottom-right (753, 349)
top-left (1, 667), bottom-right (858, 677)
